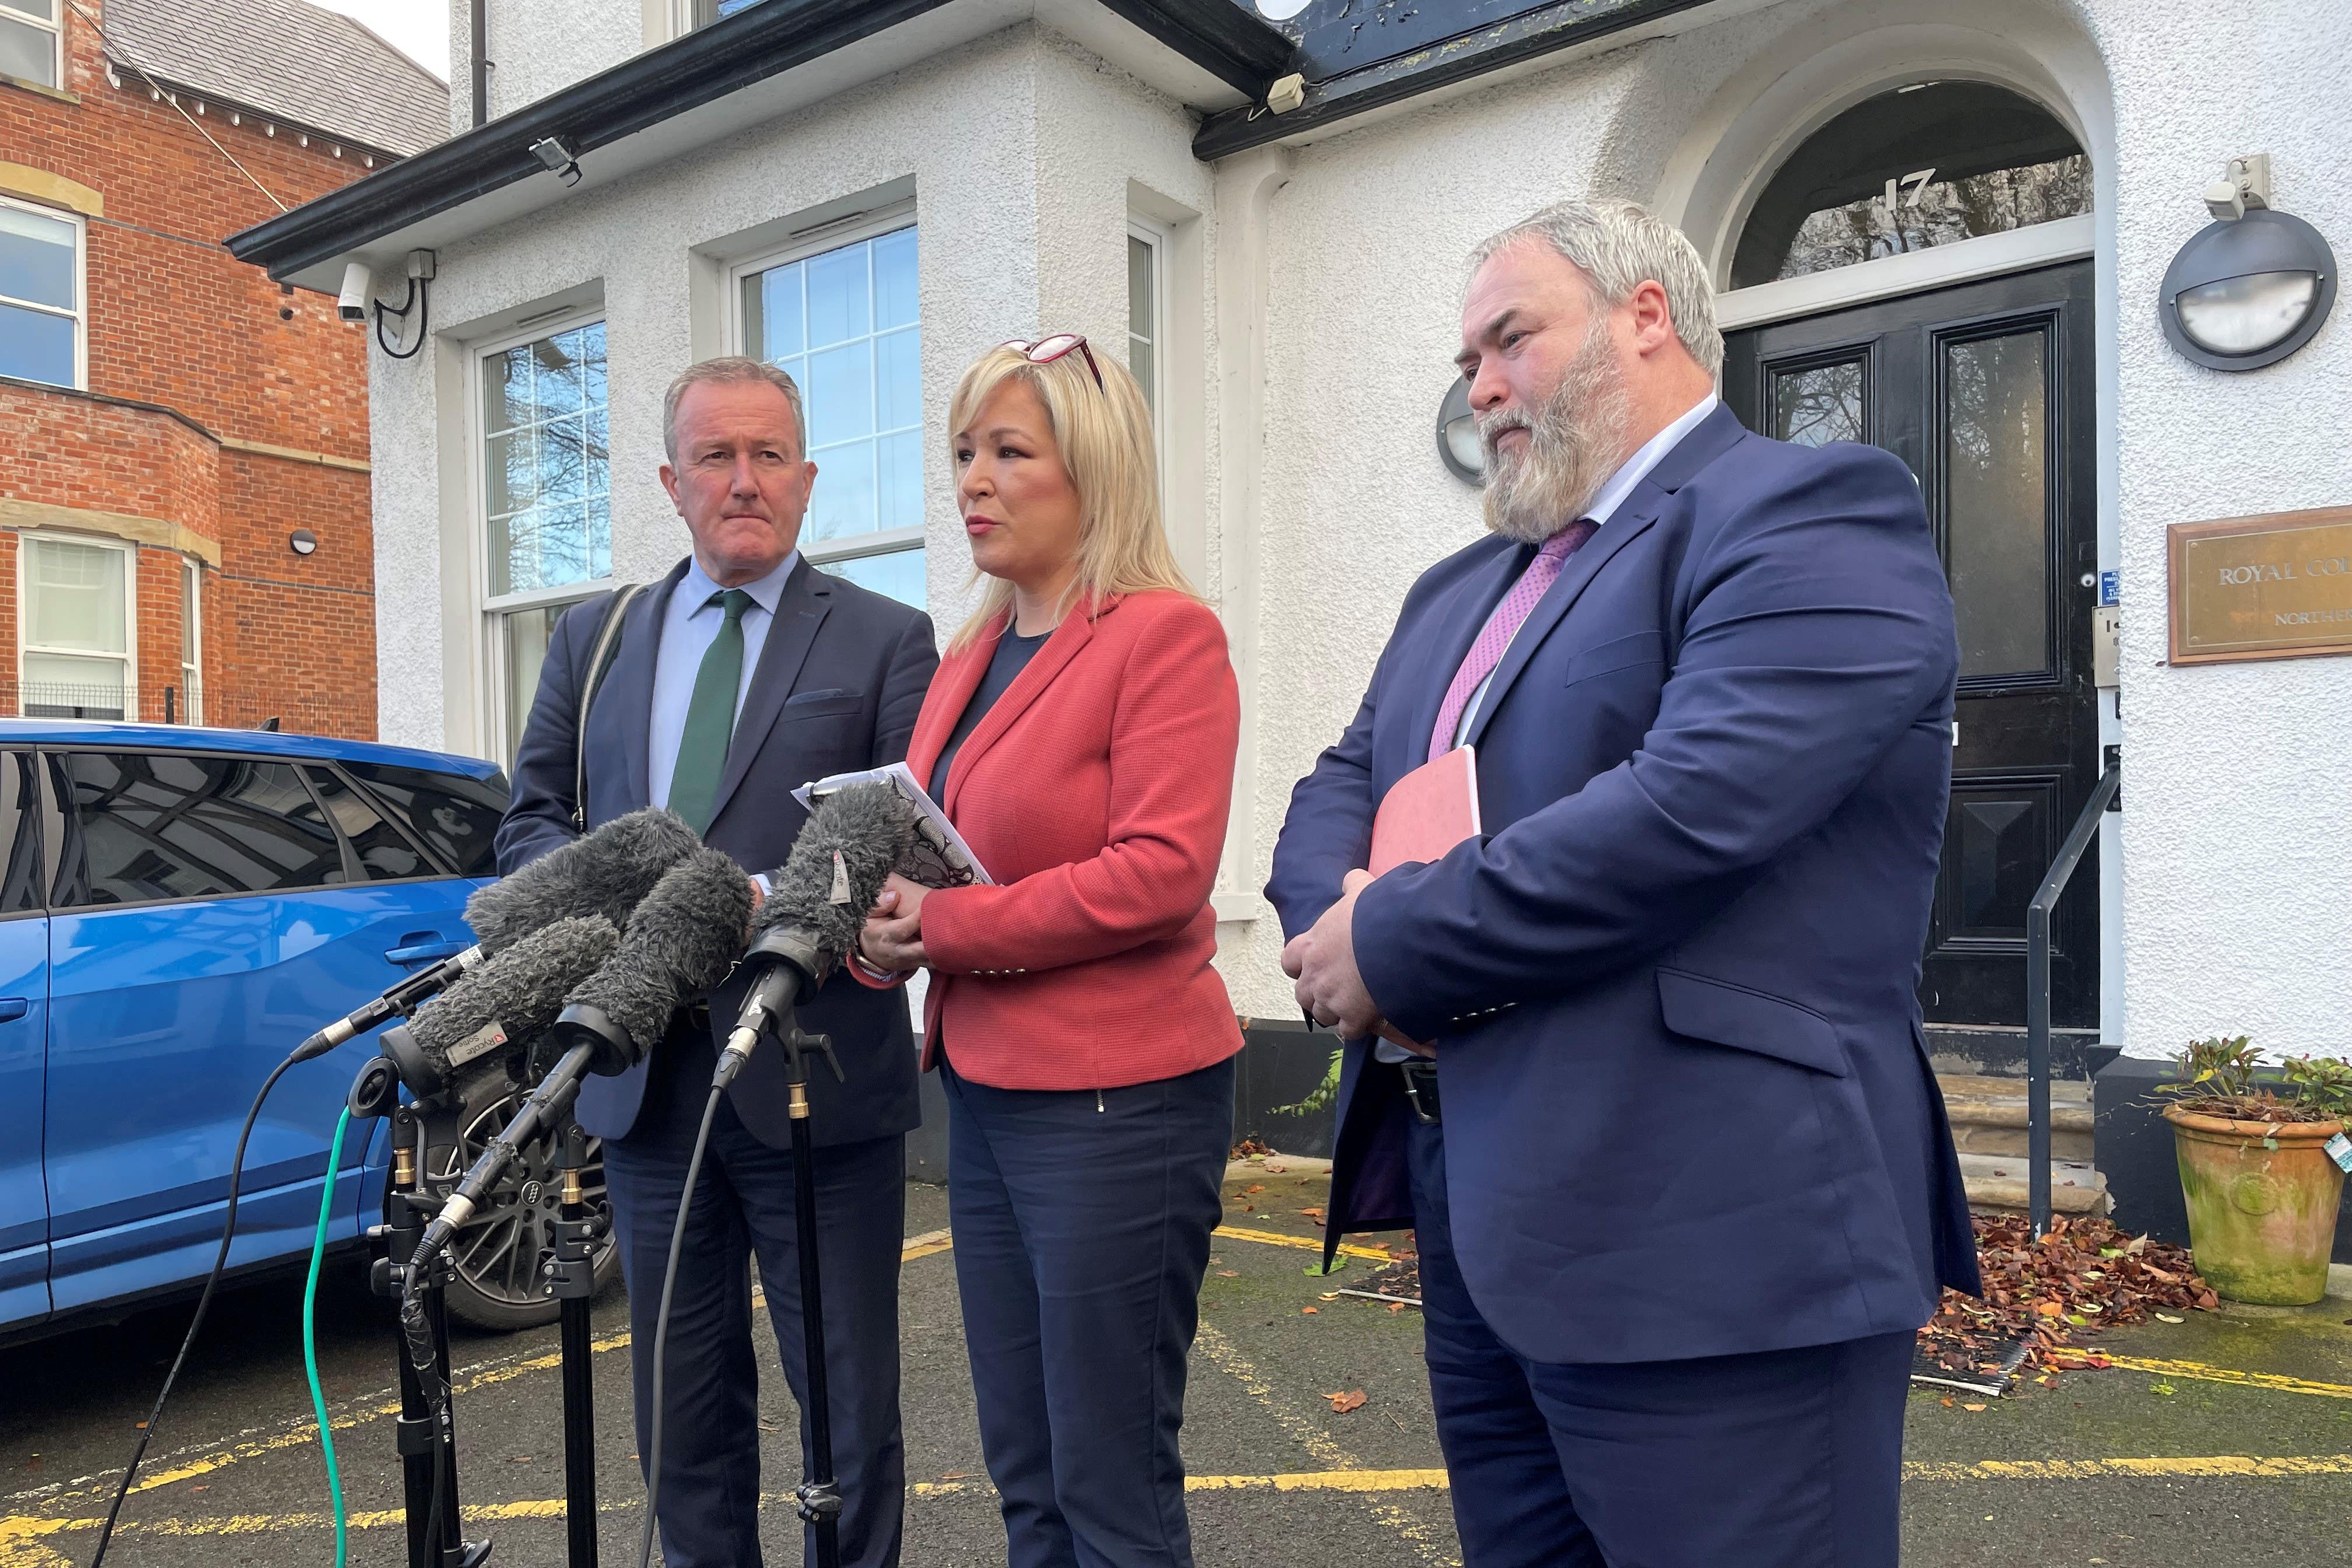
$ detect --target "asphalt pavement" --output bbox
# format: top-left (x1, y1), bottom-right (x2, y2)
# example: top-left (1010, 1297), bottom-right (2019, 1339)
top-left (5, 1164), bottom-right (2351, 1567)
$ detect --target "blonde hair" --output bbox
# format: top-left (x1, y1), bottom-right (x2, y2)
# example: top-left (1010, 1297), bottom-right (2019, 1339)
top-left (944, 341), bottom-right (1196, 650)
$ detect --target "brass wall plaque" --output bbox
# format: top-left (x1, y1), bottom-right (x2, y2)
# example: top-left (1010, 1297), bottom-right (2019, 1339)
top-left (2169, 505), bottom-right (2352, 664)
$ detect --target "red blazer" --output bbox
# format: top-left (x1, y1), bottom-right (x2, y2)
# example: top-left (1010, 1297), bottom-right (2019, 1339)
top-left (890, 590), bottom-right (1242, 1090)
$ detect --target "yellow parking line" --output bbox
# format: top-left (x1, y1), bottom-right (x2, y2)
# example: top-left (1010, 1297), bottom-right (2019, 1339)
top-left (6, 1234), bottom-right (958, 1519)
top-left (2096, 1356), bottom-right (2352, 1400)
top-left (1904, 1453), bottom-right (2352, 1480)
top-left (1194, 1323), bottom-right (1459, 1567)
top-left (1213, 1224), bottom-right (1395, 1264)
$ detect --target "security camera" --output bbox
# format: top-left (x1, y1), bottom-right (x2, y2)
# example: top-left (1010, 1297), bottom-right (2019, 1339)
top-left (337, 261), bottom-right (373, 323)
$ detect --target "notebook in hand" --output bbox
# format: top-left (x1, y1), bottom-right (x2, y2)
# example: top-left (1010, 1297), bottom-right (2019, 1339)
top-left (1368, 746), bottom-right (1482, 877)
top-left (793, 762), bottom-right (995, 888)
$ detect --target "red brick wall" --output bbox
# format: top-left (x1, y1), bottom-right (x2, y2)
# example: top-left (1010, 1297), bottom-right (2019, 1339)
top-left (0, 0), bottom-right (414, 737)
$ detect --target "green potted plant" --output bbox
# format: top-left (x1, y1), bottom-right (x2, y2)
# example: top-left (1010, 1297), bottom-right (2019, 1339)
top-left (2159, 1037), bottom-right (2352, 1306)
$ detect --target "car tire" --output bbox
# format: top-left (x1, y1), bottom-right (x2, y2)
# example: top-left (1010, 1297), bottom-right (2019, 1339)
top-left (424, 1078), bottom-right (621, 1333)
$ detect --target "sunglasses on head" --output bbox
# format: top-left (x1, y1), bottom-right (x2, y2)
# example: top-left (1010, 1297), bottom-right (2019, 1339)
top-left (1000, 334), bottom-right (1104, 391)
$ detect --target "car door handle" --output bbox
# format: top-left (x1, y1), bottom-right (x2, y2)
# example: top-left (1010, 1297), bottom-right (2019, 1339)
top-left (384, 938), bottom-right (467, 966)
top-left (0, 999), bottom-right (24, 1023)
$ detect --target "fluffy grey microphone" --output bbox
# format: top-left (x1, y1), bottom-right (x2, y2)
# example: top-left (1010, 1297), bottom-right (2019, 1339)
top-left (750, 782), bottom-right (922, 969)
top-left (382, 914), bottom-right (621, 1101)
top-left (556, 846), bottom-right (756, 1069)
top-left (713, 784), bottom-right (921, 1087)
top-left (464, 808), bottom-right (700, 954)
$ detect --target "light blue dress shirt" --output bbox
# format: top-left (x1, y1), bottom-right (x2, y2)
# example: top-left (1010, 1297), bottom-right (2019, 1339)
top-left (646, 551), bottom-right (800, 815)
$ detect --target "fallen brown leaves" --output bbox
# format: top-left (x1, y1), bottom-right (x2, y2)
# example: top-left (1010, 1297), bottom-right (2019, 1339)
top-left (1918, 1214), bottom-right (2216, 1383)
top-left (1326, 1390), bottom-right (1367, 1413)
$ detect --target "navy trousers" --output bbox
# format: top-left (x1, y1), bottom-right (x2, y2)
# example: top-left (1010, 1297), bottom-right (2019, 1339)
top-left (940, 1051), bottom-right (1235, 1568)
top-left (1408, 1115), bottom-right (1915, 1568)
top-left (604, 1028), bottom-right (907, 1568)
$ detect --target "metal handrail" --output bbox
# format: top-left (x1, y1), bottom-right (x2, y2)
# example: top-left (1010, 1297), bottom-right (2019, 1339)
top-left (2025, 757), bottom-right (2121, 1237)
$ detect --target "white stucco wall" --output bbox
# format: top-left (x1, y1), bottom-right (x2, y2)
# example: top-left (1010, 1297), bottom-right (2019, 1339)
top-left (1220, 0), bottom-right (2352, 1060)
top-left (372, 22), bottom-right (1212, 757)
top-left (447, 0), bottom-right (653, 133)
top-left (376, 0), bottom-right (2352, 1061)
top-left (2078, 0), bottom-right (2352, 1059)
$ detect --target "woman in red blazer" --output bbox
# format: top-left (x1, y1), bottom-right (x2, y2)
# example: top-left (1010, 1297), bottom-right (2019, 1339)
top-left (858, 335), bottom-right (1240, 1567)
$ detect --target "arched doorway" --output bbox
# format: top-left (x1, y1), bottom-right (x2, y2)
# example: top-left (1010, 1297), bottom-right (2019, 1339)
top-left (1719, 81), bottom-right (2101, 1035)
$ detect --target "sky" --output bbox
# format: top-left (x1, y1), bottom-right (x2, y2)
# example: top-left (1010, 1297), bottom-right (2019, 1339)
top-left (316, 0), bottom-right (450, 83)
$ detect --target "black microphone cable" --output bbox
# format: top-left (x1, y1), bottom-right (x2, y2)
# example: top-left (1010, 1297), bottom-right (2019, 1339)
top-left (631, 782), bottom-right (916, 1567)
top-left (88, 1046), bottom-right (302, 1568)
top-left (637, 1079), bottom-right (729, 1568)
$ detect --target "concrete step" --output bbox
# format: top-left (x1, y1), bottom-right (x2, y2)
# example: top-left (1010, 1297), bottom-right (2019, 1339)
top-left (1936, 1073), bottom-right (2095, 1161)
top-left (1957, 1151), bottom-right (2110, 1216)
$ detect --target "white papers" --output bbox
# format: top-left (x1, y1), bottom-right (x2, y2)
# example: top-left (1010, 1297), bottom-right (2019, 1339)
top-left (793, 762), bottom-right (994, 888)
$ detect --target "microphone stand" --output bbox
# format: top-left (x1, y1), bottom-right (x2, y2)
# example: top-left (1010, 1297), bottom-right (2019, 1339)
top-left (364, 1093), bottom-right (492, 1568)
top-left (350, 1051), bottom-right (610, 1568)
top-left (712, 942), bottom-right (848, 1568)
top-left (774, 1011), bottom-right (848, 1568)
top-left (551, 1121), bottom-right (604, 1568)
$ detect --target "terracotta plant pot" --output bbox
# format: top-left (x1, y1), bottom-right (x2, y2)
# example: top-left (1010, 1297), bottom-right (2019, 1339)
top-left (2163, 1107), bottom-right (2347, 1306)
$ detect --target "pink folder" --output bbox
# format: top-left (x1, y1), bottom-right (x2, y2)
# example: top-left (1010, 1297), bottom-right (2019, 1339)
top-left (1368, 746), bottom-right (1482, 877)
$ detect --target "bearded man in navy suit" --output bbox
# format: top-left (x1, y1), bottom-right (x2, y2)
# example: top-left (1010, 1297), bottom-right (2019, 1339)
top-left (500, 358), bottom-right (937, 1567)
top-left (1270, 200), bottom-right (1979, 1567)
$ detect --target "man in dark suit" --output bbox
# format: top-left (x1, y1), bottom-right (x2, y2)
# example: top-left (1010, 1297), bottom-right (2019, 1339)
top-left (1270, 200), bottom-right (1979, 1567)
top-left (499, 356), bottom-right (937, 1568)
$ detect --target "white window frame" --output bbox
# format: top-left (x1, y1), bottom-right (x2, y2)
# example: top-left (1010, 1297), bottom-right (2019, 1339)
top-left (724, 201), bottom-right (924, 587)
top-left (0, 0), bottom-right (62, 90)
top-left (18, 531), bottom-right (135, 719)
top-left (466, 306), bottom-right (614, 760)
top-left (179, 558), bottom-right (201, 723)
top-left (0, 191), bottom-right (86, 390)
top-left (1126, 215), bottom-right (1172, 473)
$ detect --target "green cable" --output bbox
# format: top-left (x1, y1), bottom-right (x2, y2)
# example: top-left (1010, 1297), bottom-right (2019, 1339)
top-left (304, 1106), bottom-right (353, 1568)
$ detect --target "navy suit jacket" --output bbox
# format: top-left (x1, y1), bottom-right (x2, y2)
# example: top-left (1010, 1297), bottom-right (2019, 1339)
top-left (1266, 405), bottom-right (1979, 1366)
top-left (498, 555), bottom-right (939, 1149)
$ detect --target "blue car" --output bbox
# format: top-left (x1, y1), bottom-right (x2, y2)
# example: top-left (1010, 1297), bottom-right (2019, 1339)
top-left (0, 722), bottom-right (614, 1345)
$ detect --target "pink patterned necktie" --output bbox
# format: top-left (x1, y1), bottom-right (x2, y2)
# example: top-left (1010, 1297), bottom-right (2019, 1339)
top-left (1427, 519), bottom-right (1598, 762)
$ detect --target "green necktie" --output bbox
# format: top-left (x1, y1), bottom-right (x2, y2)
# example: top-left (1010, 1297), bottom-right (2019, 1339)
top-left (668, 589), bottom-right (754, 836)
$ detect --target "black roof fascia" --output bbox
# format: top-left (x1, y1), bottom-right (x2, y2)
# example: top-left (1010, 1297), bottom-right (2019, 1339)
top-left (226, 0), bottom-right (954, 280)
top-left (1193, 0), bottom-right (1716, 160)
top-left (1093, 0), bottom-right (1293, 93)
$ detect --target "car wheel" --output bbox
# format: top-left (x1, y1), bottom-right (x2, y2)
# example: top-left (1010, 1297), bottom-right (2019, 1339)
top-left (426, 1083), bottom-right (620, 1332)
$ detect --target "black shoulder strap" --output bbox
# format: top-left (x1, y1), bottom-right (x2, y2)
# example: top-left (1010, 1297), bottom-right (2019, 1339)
top-left (572, 582), bottom-right (647, 831)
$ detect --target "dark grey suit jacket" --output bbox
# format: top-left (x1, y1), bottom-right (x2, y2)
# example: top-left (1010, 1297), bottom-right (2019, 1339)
top-left (496, 554), bottom-right (939, 1147)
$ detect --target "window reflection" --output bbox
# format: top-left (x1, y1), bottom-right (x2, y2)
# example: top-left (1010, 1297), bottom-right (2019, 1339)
top-left (742, 225), bottom-right (923, 609)
top-left (1732, 83), bottom-right (2090, 288)
top-left (1770, 358), bottom-right (1866, 447)
top-left (1945, 330), bottom-right (2050, 680)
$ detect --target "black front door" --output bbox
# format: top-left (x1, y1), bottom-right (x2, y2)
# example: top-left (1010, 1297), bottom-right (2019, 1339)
top-left (1724, 261), bottom-right (2099, 1028)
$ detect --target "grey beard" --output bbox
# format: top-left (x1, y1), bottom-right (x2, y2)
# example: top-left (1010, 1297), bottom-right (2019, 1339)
top-left (1478, 327), bottom-right (1634, 545)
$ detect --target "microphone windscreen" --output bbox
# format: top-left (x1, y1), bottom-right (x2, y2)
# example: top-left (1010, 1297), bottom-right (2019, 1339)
top-left (566, 847), bottom-right (755, 1052)
top-left (408, 914), bottom-right (621, 1082)
top-left (752, 783), bottom-right (919, 964)
top-left (466, 808), bottom-right (699, 953)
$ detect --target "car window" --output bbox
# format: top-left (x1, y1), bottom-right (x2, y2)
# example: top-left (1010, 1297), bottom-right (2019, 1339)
top-left (302, 766), bottom-right (432, 881)
top-left (0, 752), bottom-right (37, 914)
top-left (341, 762), bottom-right (504, 878)
top-left (48, 751), bottom-right (348, 907)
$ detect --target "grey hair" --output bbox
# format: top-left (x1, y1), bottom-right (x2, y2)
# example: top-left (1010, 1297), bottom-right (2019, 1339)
top-left (1470, 198), bottom-right (1724, 380)
top-left (662, 355), bottom-right (808, 463)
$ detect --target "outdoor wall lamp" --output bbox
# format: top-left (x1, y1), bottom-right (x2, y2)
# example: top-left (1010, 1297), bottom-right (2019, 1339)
top-left (289, 529), bottom-right (318, 556)
top-left (1436, 379), bottom-right (1484, 484)
top-left (2160, 154), bottom-right (2336, 370)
